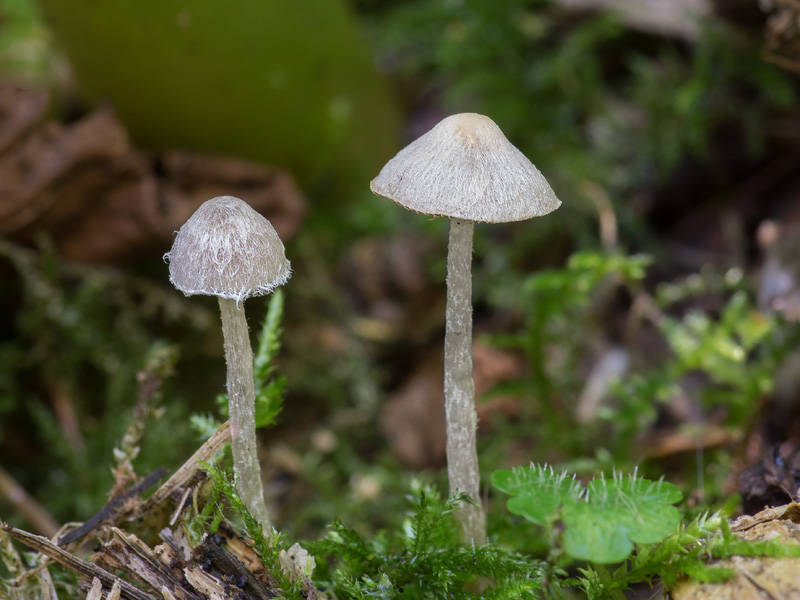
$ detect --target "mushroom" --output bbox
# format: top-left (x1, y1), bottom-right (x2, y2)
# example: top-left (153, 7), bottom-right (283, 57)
top-left (165, 195), bottom-right (291, 539)
top-left (370, 113), bottom-right (560, 545)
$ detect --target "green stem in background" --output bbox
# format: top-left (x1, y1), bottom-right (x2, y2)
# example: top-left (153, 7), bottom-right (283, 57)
top-left (592, 564), bottom-right (627, 600)
top-left (444, 218), bottom-right (487, 546)
top-left (218, 297), bottom-right (272, 539)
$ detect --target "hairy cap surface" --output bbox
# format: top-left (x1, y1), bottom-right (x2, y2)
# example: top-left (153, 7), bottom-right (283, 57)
top-left (166, 195), bottom-right (291, 303)
top-left (370, 113), bottom-right (560, 223)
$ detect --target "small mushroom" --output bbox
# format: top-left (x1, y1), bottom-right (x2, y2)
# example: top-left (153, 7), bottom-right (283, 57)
top-left (165, 195), bottom-right (291, 538)
top-left (370, 113), bottom-right (560, 545)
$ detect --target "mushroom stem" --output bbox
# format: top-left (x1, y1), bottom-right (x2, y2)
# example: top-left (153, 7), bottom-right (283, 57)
top-left (444, 218), bottom-right (486, 546)
top-left (218, 297), bottom-right (272, 539)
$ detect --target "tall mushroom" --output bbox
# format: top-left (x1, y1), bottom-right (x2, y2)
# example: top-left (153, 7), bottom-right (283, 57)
top-left (165, 195), bottom-right (291, 539)
top-left (370, 113), bottom-right (560, 545)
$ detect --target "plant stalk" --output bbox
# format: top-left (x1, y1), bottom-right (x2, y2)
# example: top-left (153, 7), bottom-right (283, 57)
top-left (444, 218), bottom-right (487, 546)
top-left (218, 297), bottom-right (272, 539)
top-left (594, 564), bottom-right (627, 600)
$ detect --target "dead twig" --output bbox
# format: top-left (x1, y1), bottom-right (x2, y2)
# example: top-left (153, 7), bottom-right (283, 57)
top-left (138, 420), bottom-right (231, 515)
top-left (0, 521), bottom-right (156, 600)
top-left (57, 467), bottom-right (168, 546)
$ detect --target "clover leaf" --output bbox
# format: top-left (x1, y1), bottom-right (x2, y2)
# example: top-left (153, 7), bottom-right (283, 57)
top-left (491, 465), bottom-right (683, 564)
top-left (491, 464), bottom-right (584, 525)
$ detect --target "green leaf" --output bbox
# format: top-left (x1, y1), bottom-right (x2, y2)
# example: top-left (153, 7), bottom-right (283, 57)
top-left (562, 502), bottom-right (633, 563)
top-left (491, 465), bottom-right (583, 525)
top-left (492, 466), bottom-right (683, 564)
top-left (254, 289), bottom-right (284, 383)
top-left (587, 476), bottom-right (682, 545)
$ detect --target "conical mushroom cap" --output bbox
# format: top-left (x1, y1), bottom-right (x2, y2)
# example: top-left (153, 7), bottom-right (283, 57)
top-left (370, 113), bottom-right (560, 223)
top-left (166, 196), bottom-right (291, 303)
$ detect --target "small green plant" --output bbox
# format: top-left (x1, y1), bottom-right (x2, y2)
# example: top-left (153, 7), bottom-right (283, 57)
top-left (194, 463), bottom-right (290, 578)
top-left (492, 465), bottom-right (682, 565)
top-left (487, 250), bottom-right (652, 456)
top-left (656, 289), bottom-right (776, 424)
top-left (484, 248), bottom-right (790, 486)
top-left (492, 465), bottom-right (800, 599)
top-left (308, 482), bottom-right (550, 599)
top-left (607, 271), bottom-right (786, 477)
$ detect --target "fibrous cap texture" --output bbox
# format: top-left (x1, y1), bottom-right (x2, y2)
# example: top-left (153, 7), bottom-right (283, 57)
top-left (166, 195), bottom-right (291, 303)
top-left (370, 113), bottom-right (561, 223)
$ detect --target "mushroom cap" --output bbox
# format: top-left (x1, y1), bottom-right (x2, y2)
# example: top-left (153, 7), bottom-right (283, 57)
top-left (166, 195), bottom-right (291, 303)
top-left (370, 113), bottom-right (560, 223)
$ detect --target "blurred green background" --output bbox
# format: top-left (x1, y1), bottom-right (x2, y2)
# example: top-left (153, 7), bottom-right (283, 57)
top-left (1, 0), bottom-right (800, 566)
top-left (34, 0), bottom-right (403, 186)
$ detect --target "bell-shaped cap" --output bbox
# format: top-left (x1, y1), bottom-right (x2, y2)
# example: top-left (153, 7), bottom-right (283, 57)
top-left (166, 195), bottom-right (291, 303)
top-left (370, 113), bottom-right (560, 223)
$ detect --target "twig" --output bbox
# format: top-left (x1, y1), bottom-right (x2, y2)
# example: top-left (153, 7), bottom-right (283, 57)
top-left (137, 420), bottom-right (231, 515)
top-left (580, 180), bottom-right (618, 253)
top-left (97, 528), bottom-right (204, 600)
top-left (0, 521), bottom-right (155, 600)
top-left (57, 467), bottom-right (168, 546)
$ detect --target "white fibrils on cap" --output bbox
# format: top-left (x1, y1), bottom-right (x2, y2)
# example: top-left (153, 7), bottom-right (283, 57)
top-left (166, 195), bottom-right (291, 303)
top-left (370, 113), bottom-right (561, 223)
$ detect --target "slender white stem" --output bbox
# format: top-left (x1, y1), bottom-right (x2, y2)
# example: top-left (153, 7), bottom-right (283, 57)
top-left (218, 297), bottom-right (272, 539)
top-left (444, 218), bottom-right (487, 546)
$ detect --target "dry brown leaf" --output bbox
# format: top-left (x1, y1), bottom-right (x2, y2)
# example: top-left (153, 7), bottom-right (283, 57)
top-left (0, 84), bottom-right (306, 264)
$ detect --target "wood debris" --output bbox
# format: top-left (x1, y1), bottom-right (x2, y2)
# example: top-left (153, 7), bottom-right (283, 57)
top-left (0, 420), bottom-right (324, 599)
top-left (0, 522), bottom-right (154, 600)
